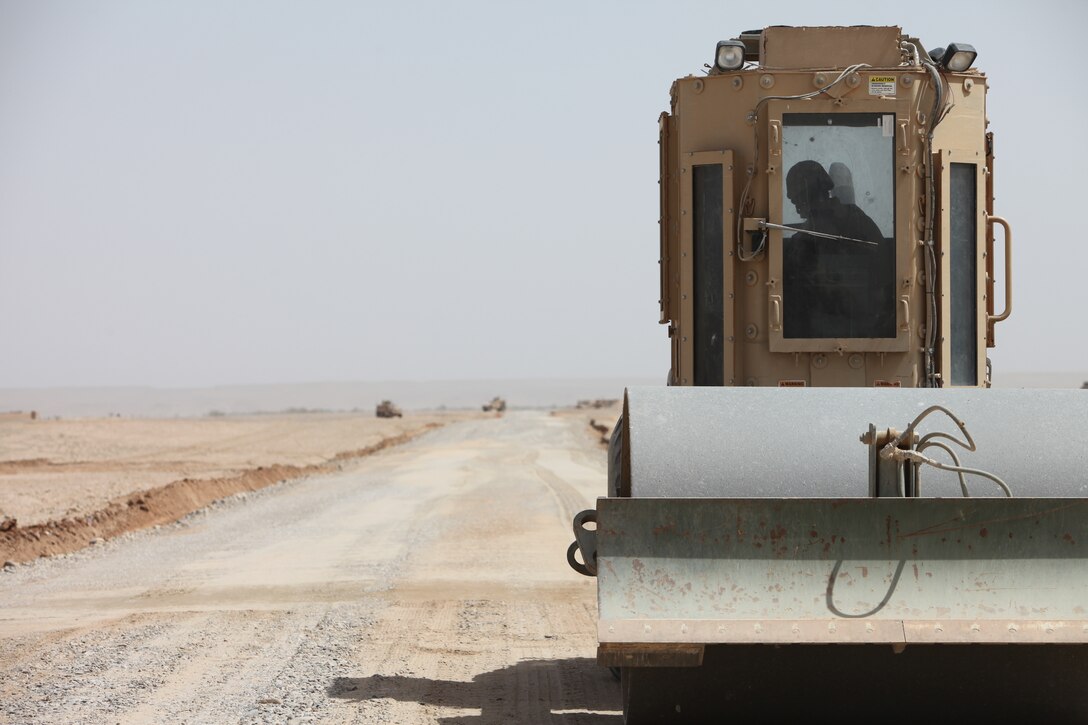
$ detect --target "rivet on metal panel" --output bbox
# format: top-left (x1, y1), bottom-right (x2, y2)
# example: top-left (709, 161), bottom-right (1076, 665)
top-left (828, 623), bottom-right (837, 634)
top-left (644, 624), bottom-right (652, 634)
top-left (693, 79), bottom-right (704, 94)
top-left (608, 625), bottom-right (615, 633)
top-left (812, 73), bottom-right (828, 88)
top-left (682, 336), bottom-right (687, 342)
top-left (791, 624), bottom-right (800, 636)
top-left (970, 623), bottom-right (981, 633)
top-left (848, 354), bottom-right (863, 369)
top-left (731, 76), bottom-right (743, 91)
top-left (865, 623), bottom-right (874, 634)
top-left (847, 73), bottom-right (861, 88)
top-left (935, 624), bottom-right (943, 633)
top-left (1046, 624), bottom-right (1054, 634)
top-left (1008, 625), bottom-right (1018, 634)
top-left (754, 623), bottom-right (763, 634)
top-left (717, 625), bottom-right (726, 634)
top-left (746, 324), bottom-right (758, 340)
top-left (728, 292), bottom-right (735, 299)
top-left (728, 336), bottom-right (734, 342)
top-left (900, 75), bottom-right (914, 88)
top-left (812, 354), bottom-right (828, 370)
top-left (680, 624), bottom-right (688, 634)
top-left (745, 270), bottom-right (759, 286)
top-left (759, 74), bottom-right (775, 89)
top-left (963, 78), bottom-right (974, 94)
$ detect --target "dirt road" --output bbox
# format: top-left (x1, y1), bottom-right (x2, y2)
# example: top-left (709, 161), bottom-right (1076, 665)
top-left (0, 411), bottom-right (621, 723)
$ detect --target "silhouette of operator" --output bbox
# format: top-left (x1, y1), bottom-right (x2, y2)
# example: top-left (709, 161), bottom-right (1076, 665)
top-left (785, 160), bottom-right (882, 244)
top-left (782, 160), bottom-right (893, 339)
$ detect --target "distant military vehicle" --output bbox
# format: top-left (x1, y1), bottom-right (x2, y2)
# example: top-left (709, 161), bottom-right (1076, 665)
top-left (482, 397), bottom-right (506, 412)
top-left (374, 400), bottom-right (402, 418)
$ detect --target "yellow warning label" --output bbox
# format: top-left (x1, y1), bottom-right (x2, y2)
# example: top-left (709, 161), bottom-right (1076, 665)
top-left (778, 380), bottom-right (807, 387)
top-left (874, 379), bottom-right (902, 388)
top-left (868, 75), bottom-right (896, 96)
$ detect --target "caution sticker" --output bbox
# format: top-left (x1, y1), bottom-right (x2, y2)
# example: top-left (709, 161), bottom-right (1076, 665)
top-left (868, 75), bottom-right (896, 96)
top-left (874, 379), bottom-right (902, 388)
top-left (778, 380), bottom-right (807, 387)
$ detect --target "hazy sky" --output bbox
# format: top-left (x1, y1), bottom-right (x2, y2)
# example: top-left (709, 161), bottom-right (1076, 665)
top-left (1, 1), bottom-right (1084, 388)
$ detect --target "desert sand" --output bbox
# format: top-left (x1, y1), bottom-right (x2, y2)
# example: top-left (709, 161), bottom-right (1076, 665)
top-left (0, 407), bottom-right (623, 723)
top-left (0, 403), bottom-right (618, 565)
top-left (0, 410), bottom-right (474, 563)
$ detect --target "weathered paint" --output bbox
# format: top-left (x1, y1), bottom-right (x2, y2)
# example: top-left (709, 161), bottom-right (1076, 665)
top-left (597, 497), bottom-right (1088, 644)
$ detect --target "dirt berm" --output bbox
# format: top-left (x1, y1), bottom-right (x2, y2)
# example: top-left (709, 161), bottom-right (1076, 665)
top-left (0, 412), bottom-right (467, 564)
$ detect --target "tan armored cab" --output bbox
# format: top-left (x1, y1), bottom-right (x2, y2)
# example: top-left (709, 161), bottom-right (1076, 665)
top-left (569, 26), bottom-right (1087, 723)
top-left (658, 25), bottom-right (1007, 390)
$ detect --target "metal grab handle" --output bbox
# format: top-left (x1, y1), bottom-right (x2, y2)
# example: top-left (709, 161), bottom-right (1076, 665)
top-left (770, 295), bottom-right (782, 331)
top-left (567, 509), bottom-right (598, 577)
top-left (987, 215), bottom-right (1012, 323)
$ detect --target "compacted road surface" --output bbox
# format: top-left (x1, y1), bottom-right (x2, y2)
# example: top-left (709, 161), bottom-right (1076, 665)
top-left (0, 411), bottom-right (621, 724)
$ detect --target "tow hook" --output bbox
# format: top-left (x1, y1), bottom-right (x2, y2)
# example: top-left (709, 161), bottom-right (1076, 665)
top-left (566, 509), bottom-right (598, 577)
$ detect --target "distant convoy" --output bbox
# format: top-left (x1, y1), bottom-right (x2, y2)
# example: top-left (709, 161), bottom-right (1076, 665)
top-left (373, 396), bottom-right (621, 417)
top-left (374, 396), bottom-right (510, 417)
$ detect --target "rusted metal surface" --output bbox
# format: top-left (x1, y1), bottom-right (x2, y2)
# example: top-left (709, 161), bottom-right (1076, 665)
top-left (596, 642), bottom-right (704, 668)
top-left (596, 497), bottom-right (1088, 645)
